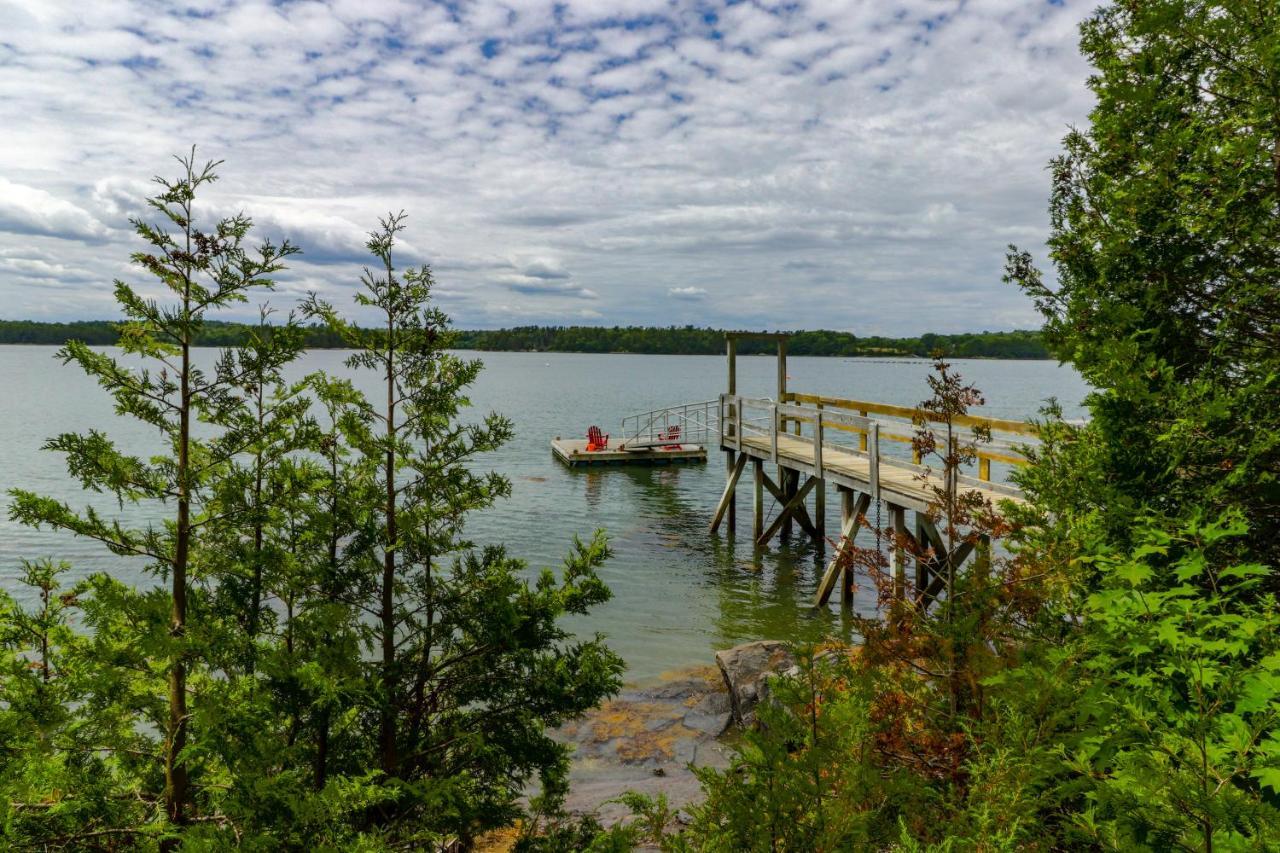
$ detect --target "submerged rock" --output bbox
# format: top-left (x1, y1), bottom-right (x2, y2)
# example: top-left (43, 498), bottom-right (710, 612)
top-left (714, 640), bottom-right (795, 727)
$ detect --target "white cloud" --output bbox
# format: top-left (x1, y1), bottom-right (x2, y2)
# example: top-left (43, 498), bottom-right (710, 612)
top-left (0, 178), bottom-right (110, 241)
top-left (0, 0), bottom-right (1098, 333)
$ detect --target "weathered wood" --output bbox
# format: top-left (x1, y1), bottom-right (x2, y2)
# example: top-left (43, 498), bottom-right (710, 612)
top-left (921, 540), bottom-right (976, 603)
top-left (889, 503), bottom-right (907, 601)
top-left (814, 489), bottom-right (871, 607)
top-left (710, 452), bottom-right (748, 532)
top-left (759, 475), bottom-right (818, 546)
top-left (777, 337), bottom-right (787, 402)
top-left (814, 478), bottom-right (826, 540)
top-left (725, 450), bottom-right (737, 533)
top-left (781, 468), bottom-right (794, 538)
top-left (752, 459), bottom-right (764, 541)
top-left (841, 488), bottom-right (860, 606)
top-left (770, 405), bottom-right (779, 462)
top-left (788, 392), bottom-right (1040, 438)
top-left (727, 338), bottom-right (737, 396)
top-left (758, 469), bottom-right (820, 539)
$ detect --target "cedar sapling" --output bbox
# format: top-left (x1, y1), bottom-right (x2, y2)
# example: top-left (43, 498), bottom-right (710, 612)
top-left (8, 150), bottom-right (299, 832)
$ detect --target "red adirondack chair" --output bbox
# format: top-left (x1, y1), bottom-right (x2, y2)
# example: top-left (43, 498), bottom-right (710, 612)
top-left (660, 425), bottom-right (682, 450)
top-left (586, 425), bottom-right (609, 451)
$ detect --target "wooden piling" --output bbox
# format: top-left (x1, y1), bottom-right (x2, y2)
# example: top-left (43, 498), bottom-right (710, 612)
top-left (752, 459), bottom-right (764, 542)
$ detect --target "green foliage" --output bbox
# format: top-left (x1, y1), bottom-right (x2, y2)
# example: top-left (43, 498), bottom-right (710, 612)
top-left (1069, 513), bottom-right (1280, 849)
top-left (1, 163), bottom-right (623, 848)
top-left (1004, 0), bottom-right (1280, 566)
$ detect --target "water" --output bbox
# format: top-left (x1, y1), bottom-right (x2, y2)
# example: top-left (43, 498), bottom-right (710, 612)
top-left (0, 346), bottom-right (1089, 681)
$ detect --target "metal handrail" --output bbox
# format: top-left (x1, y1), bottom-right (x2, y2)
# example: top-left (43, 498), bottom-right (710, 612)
top-left (620, 398), bottom-right (720, 448)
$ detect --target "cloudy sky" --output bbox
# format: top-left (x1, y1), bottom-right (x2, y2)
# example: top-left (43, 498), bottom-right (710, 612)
top-left (0, 0), bottom-right (1096, 334)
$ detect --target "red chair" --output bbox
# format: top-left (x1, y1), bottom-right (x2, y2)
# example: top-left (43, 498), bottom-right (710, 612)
top-left (586, 425), bottom-right (609, 451)
top-left (660, 425), bottom-right (682, 450)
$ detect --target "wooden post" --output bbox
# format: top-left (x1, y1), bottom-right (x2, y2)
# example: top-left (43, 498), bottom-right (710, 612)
top-left (727, 337), bottom-right (737, 397)
top-left (724, 337), bottom-right (738, 532)
top-left (869, 422), bottom-right (880, 501)
top-left (978, 456), bottom-right (991, 481)
top-left (840, 487), bottom-right (855, 607)
top-left (814, 407), bottom-right (826, 539)
top-left (859, 410), bottom-right (868, 452)
top-left (889, 503), bottom-right (907, 601)
top-left (725, 449), bottom-right (737, 532)
top-left (770, 405), bottom-right (779, 462)
top-left (710, 453), bottom-right (747, 532)
top-left (813, 488), bottom-right (870, 607)
top-left (781, 468), bottom-right (794, 538)
top-left (914, 513), bottom-right (931, 601)
top-left (736, 397), bottom-right (744, 452)
top-left (776, 336), bottom-right (787, 402)
top-left (753, 458), bottom-right (764, 542)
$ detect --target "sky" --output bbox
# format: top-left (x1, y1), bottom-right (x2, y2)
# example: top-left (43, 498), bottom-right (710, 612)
top-left (0, 0), bottom-right (1097, 335)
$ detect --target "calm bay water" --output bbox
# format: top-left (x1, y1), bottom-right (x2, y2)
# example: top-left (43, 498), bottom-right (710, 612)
top-left (0, 346), bottom-right (1089, 681)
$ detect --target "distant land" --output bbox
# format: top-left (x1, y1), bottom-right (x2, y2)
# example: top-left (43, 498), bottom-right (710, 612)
top-left (0, 320), bottom-right (1051, 360)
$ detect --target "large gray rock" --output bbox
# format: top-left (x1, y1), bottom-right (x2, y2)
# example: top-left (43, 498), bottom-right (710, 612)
top-left (715, 640), bottom-right (795, 727)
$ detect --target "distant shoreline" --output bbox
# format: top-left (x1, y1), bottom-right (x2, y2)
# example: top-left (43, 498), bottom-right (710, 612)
top-left (0, 321), bottom-right (1053, 360)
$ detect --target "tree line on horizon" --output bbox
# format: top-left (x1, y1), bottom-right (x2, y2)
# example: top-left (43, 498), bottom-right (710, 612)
top-left (0, 319), bottom-right (1051, 359)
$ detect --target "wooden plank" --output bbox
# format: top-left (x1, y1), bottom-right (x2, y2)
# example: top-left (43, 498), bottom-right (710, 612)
top-left (922, 540), bottom-right (976, 603)
top-left (710, 452), bottom-right (748, 532)
top-left (752, 459), bottom-right (764, 541)
top-left (759, 475), bottom-right (818, 546)
top-left (814, 489), bottom-right (870, 607)
top-left (788, 392), bottom-right (1039, 437)
top-left (770, 405), bottom-right (779, 462)
top-left (841, 488), bottom-right (860, 606)
top-left (889, 504), bottom-right (907, 601)
top-left (756, 468), bottom-right (818, 538)
top-left (725, 450), bottom-right (737, 532)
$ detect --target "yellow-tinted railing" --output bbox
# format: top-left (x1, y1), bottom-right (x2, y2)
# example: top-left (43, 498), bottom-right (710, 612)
top-left (780, 393), bottom-right (1037, 480)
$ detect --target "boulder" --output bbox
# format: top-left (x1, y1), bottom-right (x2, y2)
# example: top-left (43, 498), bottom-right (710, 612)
top-left (715, 640), bottom-right (795, 727)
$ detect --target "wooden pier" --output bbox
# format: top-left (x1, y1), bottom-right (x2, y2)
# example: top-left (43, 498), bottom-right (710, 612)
top-left (707, 333), bottom-right (1036, 611)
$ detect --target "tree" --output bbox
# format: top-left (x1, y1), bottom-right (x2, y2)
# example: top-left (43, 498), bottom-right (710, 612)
top-left (303, 214), bottom-right (625, 844)
top-left (1005, 0), bottom-right (1280, 567)
top-left (8, 150), bottom-right (299, 834)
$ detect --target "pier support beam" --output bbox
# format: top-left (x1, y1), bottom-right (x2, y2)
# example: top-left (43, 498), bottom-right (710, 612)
top-left (724, 450), bottom-right (737, 532)
top-left (756, 468), bottom-right (819, 544)
top-left (758, 474), bottom-right (818, 546)
top-left (752, 459), bottom-right (764, 541)
top-left (710, 453), bottom-right (747, 533)
top-left (889, 503), bottom-right (907, 601)
top-left (813, 487), bottom-right (871, 607)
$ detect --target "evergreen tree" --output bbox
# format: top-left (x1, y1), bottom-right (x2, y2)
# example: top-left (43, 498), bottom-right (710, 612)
top-left (1005, 0), bottom-right (1280, 566)
top-left (7, 151), bottom-right (299, 836)
top-left (303, 214), bottom-right (624, 844)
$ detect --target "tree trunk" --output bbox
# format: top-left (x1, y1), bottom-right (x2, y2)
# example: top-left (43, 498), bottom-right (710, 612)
top-left (166, 311), bottom-right (191, 829)
top-left (380, 311), bottom-right (398, 776)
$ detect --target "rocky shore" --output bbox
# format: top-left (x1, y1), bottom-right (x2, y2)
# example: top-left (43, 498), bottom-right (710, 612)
top-left (555, 640), bottom-right (796, 824)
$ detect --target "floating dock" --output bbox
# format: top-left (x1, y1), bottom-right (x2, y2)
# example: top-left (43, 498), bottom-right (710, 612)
top-left (552, 438), bottom-right (707, 467)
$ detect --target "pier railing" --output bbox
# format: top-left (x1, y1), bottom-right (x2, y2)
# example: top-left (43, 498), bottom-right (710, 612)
top-left (719, 393), bottom-right (1033, 494)
top-left (620, 399), bottom-right (720, 449)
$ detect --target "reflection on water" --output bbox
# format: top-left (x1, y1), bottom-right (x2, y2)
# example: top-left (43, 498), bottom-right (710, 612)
top-left (0, 346), bottom-right (1089, 681)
